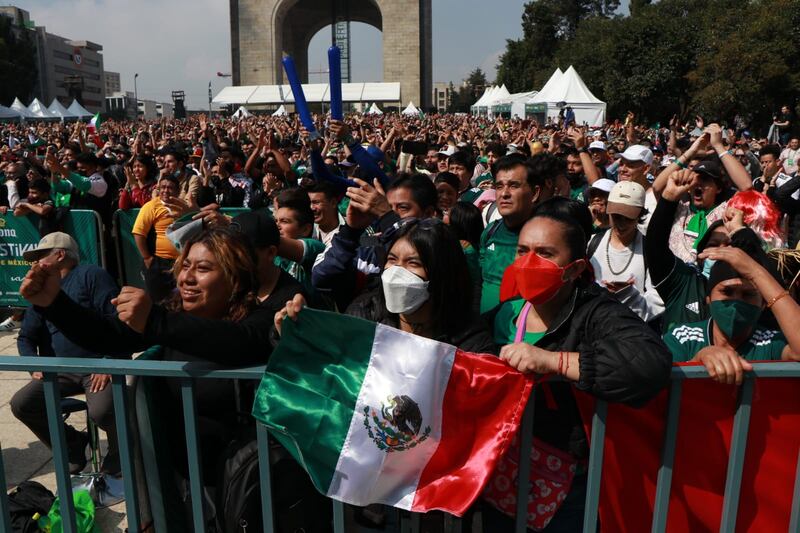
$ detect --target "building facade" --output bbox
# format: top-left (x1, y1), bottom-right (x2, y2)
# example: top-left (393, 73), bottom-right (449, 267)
top-left (105, 91), bottom-right (136, 121)
top-left (432, 82), bottom-right (451, 114)
top-left (104, 71), bottom-right (121, 96)
top-left (0, 6), bottom-right (106, 113)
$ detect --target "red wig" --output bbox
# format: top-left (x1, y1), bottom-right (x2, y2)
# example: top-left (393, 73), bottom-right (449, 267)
top-left (727, 190), bottom-right (784, 248)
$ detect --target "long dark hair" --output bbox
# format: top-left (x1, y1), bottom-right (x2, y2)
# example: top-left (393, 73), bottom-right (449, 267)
top-left (447, 202), bottom-right (483, 250)
top-left (386, 219), bottom-right (474, 338)
top-left (133, 155), bottom-right (159, 183)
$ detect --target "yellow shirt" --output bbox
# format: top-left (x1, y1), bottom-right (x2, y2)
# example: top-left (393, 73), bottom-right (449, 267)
top-left (131, 198), bottom-right (178, 259)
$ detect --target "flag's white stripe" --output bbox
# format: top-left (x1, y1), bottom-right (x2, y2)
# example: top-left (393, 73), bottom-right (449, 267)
top-left (327, 323), bottom-right (455, 508)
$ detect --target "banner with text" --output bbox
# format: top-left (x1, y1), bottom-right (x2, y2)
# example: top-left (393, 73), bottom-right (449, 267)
top-left (0, 211), bottom-right (103, 307)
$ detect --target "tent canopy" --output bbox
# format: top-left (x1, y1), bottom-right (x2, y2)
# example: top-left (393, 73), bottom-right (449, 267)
top-left (48, 98), bottom-right (75, 120)
top-left (10, 98), bottom-right (35, 118)
top-left (28, 98), bottom-right (55, 119)
top-left (401, 102), bottom-right (420, 116)
top-left (0, 105), bottom-right (23, 120)
top-left (232, 105), bottom-right (253, 119)
top-left (529, 66), bottom-right (606, 126)
top-left (213, 82), bottom-right (401, 106)
top-left (366, 103), bottom-right (383, 115)
top-left (271, 105), bottom-right (287, 117)
top-left (67, 99), bottom-right (93, 118)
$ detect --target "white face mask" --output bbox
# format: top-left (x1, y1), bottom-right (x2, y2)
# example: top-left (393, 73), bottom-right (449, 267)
top-left (381, 266), bottom-right (430, 315)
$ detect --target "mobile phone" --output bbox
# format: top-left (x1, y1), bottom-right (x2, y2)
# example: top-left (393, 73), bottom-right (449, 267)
top-left (22, 151), bottom-right (28, 158)
top-left (402, 140), bottom-right (428, 156)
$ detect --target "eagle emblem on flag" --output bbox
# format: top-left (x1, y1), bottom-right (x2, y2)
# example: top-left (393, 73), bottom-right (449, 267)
top-left (363, 395), bottom-right (431, 452)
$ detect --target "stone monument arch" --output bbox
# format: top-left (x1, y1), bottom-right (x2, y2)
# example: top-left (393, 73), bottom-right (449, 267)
top-left (229, 0), bottom-right (432, 109)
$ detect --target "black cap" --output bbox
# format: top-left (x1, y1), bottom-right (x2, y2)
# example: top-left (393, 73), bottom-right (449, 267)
top-left (230, 210), bottom-right (279, 249)
top-left (694, 158), bottom-right (722, 181)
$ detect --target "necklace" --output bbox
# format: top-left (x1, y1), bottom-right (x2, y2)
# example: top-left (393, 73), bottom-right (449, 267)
top-left (606, 233), bottom-right (635, 276)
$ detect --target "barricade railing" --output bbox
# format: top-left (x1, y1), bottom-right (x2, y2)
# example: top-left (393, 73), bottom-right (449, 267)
top-left (0, 356), bottom-right (798, 533)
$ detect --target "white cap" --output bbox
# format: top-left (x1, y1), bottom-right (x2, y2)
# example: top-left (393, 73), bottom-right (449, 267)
top-left (588, 140), bottom-right (607, 152)
top-left (606, 181), bottom-right (646, 219)
top-left (438, 145), bottom-right (456, 157)
top-left (620, 144), bottom-right (654, 166)
top-left (23, 232), bottom-right (79, 262)
top-left (588, 178), bottom-right (616, 194)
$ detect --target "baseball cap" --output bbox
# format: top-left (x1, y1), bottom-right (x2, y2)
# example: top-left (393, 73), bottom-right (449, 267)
top-left (438, 145), bottom-right (456, 157)
top-left (693, 158), bottom-right (722, 181)
top-left (620, 144), bottom-right (654, 166)
top-left (588, 178), bottom-right (616, 195)
top-left (606, 181), bottom-right (646, 219)
top-left (23, 232), bottom-right (79, 262)
top-left (588, 140), bottom-right (607, 152)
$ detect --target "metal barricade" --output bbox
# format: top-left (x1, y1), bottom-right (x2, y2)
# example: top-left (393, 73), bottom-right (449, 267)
top-left (0, 356), bottom-right (797, 533)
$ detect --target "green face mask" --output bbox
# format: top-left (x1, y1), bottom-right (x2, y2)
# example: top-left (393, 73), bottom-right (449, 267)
top-left (709, 299), bottom-right (763, 339)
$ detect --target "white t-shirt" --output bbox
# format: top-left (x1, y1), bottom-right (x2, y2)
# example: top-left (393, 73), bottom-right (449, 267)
top-left (780, 148), bottom-right (800, 175)
top-left (589, 230), bottom-right (664, 322)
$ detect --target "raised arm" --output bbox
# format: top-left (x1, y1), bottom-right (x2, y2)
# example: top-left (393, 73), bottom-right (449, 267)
top-left (707, 124), bottom-right (752, 192)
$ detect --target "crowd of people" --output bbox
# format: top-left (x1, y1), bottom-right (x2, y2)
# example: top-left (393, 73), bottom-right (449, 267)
top-left (3, 107), bottom-right (800, 531)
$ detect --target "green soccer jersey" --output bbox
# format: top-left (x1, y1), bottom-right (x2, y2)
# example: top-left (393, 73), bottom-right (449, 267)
top-left (479, 220), bottom-right (521, 314)
top-left (275, 237), bottom-right (325, 295)
top-left (664, 319), bottom-right (787, 362)
top-left (653, 257), bottom-right (709, 332)
top-left (493, 298), bottom-right (546, 346)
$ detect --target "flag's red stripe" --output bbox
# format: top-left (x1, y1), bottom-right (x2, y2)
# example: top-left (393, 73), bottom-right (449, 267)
top-left (574, 364), bottom-right (800, 532)
top-left (411, 349), bottom-right (532, 515)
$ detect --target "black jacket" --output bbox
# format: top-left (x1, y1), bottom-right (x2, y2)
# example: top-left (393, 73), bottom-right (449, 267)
top-left (486, 282), bottom-right (672, 459)
top-left (344, 288), bottom-right (497, 355)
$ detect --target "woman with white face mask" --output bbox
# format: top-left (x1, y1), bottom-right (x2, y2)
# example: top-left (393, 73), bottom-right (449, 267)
top-left (276, 218), bottom-right (495, 354)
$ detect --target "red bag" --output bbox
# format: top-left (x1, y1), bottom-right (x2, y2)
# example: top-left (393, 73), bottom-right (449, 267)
top-left (483, 434), bottom-right (578, 531)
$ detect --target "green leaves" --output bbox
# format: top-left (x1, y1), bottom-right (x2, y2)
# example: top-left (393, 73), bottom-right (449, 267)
top-left (492, 0), bottom-right (800, 124)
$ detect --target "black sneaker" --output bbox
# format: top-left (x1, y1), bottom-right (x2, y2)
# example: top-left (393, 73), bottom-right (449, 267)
top-left (67, 431), bottom-right (89, 475)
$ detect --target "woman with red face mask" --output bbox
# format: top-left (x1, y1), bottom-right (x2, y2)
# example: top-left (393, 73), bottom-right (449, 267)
top-left (482, 197), bottom-right (672, 532)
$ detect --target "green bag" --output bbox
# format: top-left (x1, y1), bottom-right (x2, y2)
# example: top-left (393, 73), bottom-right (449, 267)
top-left (35, 490), bottom-right (98, 533)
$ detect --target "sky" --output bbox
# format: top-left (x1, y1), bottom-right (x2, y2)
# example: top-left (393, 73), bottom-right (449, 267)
top-left (12, 0), bottom-right (529, 109)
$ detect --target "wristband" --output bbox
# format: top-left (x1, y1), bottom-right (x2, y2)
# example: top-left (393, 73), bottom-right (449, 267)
top-left (578, 147), bottom-right (589, 154)
top-left (766, 291), bottom-right (789, 309)
top-left (675, 159), bottom-right (687, 169)
top-left (718, 150), bottom-right (732, 159)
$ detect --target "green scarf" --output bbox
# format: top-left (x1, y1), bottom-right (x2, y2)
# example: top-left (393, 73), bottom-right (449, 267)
top-left (685, 204), bottom-right (709, 249)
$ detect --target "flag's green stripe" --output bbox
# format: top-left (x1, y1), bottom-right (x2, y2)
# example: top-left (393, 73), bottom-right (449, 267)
top-left (252, 308), bottom-right (377, 493)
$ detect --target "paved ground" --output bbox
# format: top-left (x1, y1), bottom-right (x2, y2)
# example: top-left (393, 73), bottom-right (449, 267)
top-left (0, 331), bottom-right (128, 532)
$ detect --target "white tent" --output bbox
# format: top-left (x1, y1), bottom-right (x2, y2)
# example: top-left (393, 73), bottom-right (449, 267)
top-left (232, 105), bottom-right (253, 119)
top-left (213, 82), bottom-right (401, 106)
top-left (271, 105), bottom-right (287, 117)
top-left (492, 91), bottom-right (538, 118)
top-left (401, 102), bottom-right (420, 116)
top-left (366, 103), bottom-right (383, 115)
top-left (27, 98), bottom-right (55, 120)
top-left (529, 66), bottom-right (606, 126)
top-left (472, 86), bottom-right (499, 116)
top-left (10, 98), bottom-right (35, 119)
top-left (486, 85), bottom-right (512, 118)
top-left (0, 105), bottom-right (23, 120)
top-left (67, 99), bottom-right (93, 119)
top-left (48, 98), bottom-right (75, 120)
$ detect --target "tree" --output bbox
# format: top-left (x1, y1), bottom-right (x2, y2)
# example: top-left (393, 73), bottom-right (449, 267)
top-left (449, 68), bottom-right (489, 113)
top-left (0, 18), bottom-right (37, 106)
top-left (496, 0), bottom-right (620, 92)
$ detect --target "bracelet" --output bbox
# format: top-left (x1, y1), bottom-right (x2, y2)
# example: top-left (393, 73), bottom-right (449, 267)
top-left (578, 147), bottom-right (589, 154)
top-left (766, 291), bottom-right (790, 309)
top-left (718, 150), bottom-right (732, 159)
top-left (675, 159), bottom-right (687, 169)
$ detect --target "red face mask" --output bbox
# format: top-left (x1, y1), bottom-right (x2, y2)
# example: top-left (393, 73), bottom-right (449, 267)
top-left (500, 253), bottom-right (582, 304)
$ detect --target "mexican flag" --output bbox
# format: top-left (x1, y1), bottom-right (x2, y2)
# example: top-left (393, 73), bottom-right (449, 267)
top-left (253, 308), bottom-right (532, 516)
top-left (87, 113), bottom-right (102, 134)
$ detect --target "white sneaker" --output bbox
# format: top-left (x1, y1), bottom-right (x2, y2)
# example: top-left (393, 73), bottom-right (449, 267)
top-left (0, 317), bottom-right (21, 333)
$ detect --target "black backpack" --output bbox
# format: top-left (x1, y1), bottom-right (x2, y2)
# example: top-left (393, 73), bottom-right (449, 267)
top-left (8, 481), bottom-right (55, 533)
top-left (214, 381), bottom-right (332, 533)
